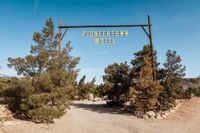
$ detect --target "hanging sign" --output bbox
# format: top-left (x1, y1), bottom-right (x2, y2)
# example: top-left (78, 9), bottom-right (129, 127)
top-left (82, 30), bottom-right (128, 44)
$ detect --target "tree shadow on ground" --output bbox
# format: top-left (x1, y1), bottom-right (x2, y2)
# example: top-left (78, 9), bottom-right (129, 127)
top-left (73, 101), bottom-right (133, 116)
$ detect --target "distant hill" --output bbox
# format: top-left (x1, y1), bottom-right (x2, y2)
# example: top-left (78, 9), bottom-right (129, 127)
top-left (0, 75), bottom-right (10, 79)
top-left (179, 78), bottom-right (200, 89)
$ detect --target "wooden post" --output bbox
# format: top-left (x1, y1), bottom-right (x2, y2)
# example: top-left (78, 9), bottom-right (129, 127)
top-left (148, 15), bottom-right (156, 81)
top-left (59, 19), bottom-right (62, 51)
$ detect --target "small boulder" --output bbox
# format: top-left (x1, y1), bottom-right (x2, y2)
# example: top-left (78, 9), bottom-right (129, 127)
top-left (146, 111), bottom-right (156, 118)
top-left (156, 114), bottom-right (162, 120)
top-left (89, 93), bottom-right (94, 101)
top-left (142, 114), bottom-right (149, 119)
top-left (162, 114), bottom-right (167, 119)
top-left (94, 97), bottom-right (102, 101)
top-left (163, 111), bottom-right (170, 116)
top-left (169, 109), bottom-right (175, 113)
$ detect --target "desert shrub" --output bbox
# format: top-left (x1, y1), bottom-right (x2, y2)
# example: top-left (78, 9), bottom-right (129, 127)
top-left (4, 77), bottom-right (34, 114)
top-left (76, 75), bottom-right (96, 100)
top-left (5, 72), bottom-right (74, 123)
top-left (22, 91), bottom-right (69, 123)
top-left (158, 86), bottom-right (186, 110)
top-left (91, 84), bottom-right (108, 98)
top-left (77, 84), bottom-right (91, 99)
top-left (173, 87), bottom-right (188, 99)
top-left (91, 85), bottom-right (100, 98)
top-left (188, 78), bottom-right (199, 84)
top-left (0, 77), bottom-right (7, 96)
top-left (0, 77), bottom-right (11, 103)
top-left (188, 87), bottom-right (200, 97)
top-left (158, 87), bottom-right (175, 110)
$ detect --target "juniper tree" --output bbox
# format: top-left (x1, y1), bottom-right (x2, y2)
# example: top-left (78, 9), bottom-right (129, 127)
top-left (7, 18), bottom-right (80, 123)
top-left (0, 77), bottom-right (9, 97)
top-left (158, 50), bottom-right (186, 109)
top-left (103, 62), bottom-right (131, 105)
top-left (163, 50), bottom-right (186, 84)
top-left (130, 45), bottom-right (163, 113)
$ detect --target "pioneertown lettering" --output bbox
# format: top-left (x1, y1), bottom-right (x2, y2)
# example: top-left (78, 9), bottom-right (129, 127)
top-left (82, 30), bottom-right (128, 44)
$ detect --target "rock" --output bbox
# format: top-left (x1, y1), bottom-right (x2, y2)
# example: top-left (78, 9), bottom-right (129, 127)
top-left (135, 111), bottom-right (142, 117)
top-left (74, 96), bottom-right (80, 100)
top-left (169, 109), bottom-right (175, 113)
top-left (176, 104), bottom-right (181, 108)
top-left (89, 93), bottom-right (94, 101)
top-left (163, 111), bottom-right (170, 116)
top-left (143, 114), bottom-right (149, 119)
top-left (160, 111), bottom-right (167, 119)
top-left (161, 111), bottom-right (165, 115)
top-left (0, 112), bottom-right (4, 116)
top-left (156, 114), bottom-right (163, 119)
top-left (94, 97), bottom-right (102, 101)
top-left (146, 111), bottom-right (156, 118)
top-left (0, 104), bottom-right (14, 122)
top-left (162, 115), bottom-right (167, 119)
top-left (156, 116), bottom-right (162, 119)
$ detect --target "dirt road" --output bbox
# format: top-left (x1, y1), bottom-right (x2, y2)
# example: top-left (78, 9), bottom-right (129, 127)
top-left (1, 98), bottom-right (200, 133)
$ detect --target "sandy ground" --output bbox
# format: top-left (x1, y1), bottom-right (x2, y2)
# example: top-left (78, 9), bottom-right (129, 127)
top-left (0, 97), bottom-right (200, 133)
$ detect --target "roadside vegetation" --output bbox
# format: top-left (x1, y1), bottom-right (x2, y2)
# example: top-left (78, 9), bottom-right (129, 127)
top-left (1, 19), bottom-right (80, 123)
top-left (99, 45), bottom-right (189, 116)
top-left (0, 18), bottom-right (199, 123)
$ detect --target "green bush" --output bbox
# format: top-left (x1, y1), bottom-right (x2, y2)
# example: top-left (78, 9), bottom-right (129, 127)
top-left (158, 50), bottom-right (186, 109)
top-left (158, 87), bottom-right (175, 110)
top-left (189, 87), bottom-right (200, 97)
top-left (103, 62), bottom-right (131, 106)
top-left (91, 84), bottom-right (108, 98)
top-left (0, 77), bottom-right (9, 93)
top-left (23, 91), bottom-right (68, 123)
top-left (5, 73), bottom-right (73, 123)
top-left (4, 77), bottom-right (34, 113)
top-left (76, 75), bottom-right (96, 100)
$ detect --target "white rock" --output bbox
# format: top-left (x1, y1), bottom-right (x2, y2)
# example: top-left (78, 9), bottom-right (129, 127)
top-left (89, 93), bottom-right (94, 100)
top-left (156, 114), bottom-right (163, 120)
top-left (170, 109), bottom-right (175, 113)
top-left (162, 115), bottom-right (167, 119)
top-left (161, 111), bottom-right (165, 115)
top-left (94, 97), bottom-right (102, 101)
top-left (146, 111), bottom-right (156, 118)
top-left (74, 96), bottom-right (80, 100)
top-left (164, 111), bottom-right (170, 116)
top-left (143, 114), bottom-right (149, 119)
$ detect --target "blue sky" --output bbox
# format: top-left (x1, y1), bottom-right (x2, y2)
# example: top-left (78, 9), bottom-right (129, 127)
top-left (0, 0), bottom-right (200, 83)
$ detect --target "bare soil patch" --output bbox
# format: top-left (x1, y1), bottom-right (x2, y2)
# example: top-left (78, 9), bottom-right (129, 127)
top-left (0, 98), bottom-right (200, 133)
